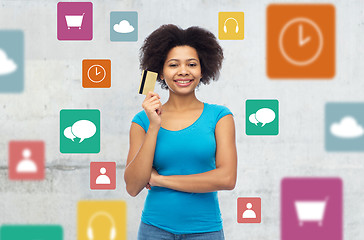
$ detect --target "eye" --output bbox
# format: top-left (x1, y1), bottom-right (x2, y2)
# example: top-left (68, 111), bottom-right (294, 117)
top-left (189, 63), bottom-right (197, 67)
top-left (169, 63), bottom-right (178, 67)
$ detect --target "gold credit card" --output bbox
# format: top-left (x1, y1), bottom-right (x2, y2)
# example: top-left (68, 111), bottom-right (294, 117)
top-left (139, 70), bottom-right (158, 95)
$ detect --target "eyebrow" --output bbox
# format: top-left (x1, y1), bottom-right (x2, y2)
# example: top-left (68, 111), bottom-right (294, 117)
top-left (167, 58), bottom-right (199, 63)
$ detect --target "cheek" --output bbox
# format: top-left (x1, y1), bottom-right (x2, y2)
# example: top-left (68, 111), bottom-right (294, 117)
top-left (163, 69), bottom-right (175, 80)
top-left (193, 69), bottom-right (202, 79)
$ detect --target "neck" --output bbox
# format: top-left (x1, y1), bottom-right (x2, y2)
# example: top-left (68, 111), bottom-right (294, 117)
top-left (164, 90), bottom-right (202, 111)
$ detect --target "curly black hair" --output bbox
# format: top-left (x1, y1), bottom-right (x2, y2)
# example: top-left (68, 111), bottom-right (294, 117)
top-left (140, 24), bottom-right (224, 89)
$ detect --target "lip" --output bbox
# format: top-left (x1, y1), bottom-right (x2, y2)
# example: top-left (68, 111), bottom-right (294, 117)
top-left (173, 79), bottom-right (194, 87)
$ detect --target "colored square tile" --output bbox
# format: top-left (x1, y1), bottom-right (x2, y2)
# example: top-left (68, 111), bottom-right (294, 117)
top-left (218, 12), bottom-right (244, 40)
top-left (60, 109), bottom-right (100, 153)
top-left (110, 11), bottom-right (138, 42)
top-left (267, 4), bottom-right (335, 78)
top-left (57, 2), bottom-right (93, 40)
top-left (325, 103), bottom-right (364, 151)
top-left (8, 141), bottom-right (45, 180)
top-left (246, 99), bottom-right (279, 135)
top-left (237, 197), bottom-right (261, 223)
top-left (0, 225), bottom-right (63, 240)
top-left (0, 30), bottom-right (24, 93)
top-left (281, 178), bottom-right (342, 240)
top-left (90, 162), bottom-right (116, 190)
top-left (78, 201), bottom-right (127, 240)
top-left (82, 59), bottom-right (111, 88)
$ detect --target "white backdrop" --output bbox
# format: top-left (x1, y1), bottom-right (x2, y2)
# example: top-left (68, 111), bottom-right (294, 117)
top-left (1, 0), bottom-right (364, 239)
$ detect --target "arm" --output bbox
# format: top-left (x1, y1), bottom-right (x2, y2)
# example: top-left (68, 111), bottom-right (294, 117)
top-left (124, 92), bottom-right (162, 197)
top-left (149, 114), bottom-right (237, 193)
top-left (124, 123), bottom-right (159, 197)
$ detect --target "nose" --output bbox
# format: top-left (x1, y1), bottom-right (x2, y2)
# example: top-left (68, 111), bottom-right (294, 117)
top-left (177, 64), bottom-right (189, 76)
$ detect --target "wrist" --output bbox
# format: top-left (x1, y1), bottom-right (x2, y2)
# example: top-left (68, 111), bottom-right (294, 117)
top-left (156, 174), bottom-right (165, 187)
top-left (148, 124), bottom-right (161, 132)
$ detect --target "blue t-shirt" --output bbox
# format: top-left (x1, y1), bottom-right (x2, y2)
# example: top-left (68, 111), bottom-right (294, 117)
top-left (131, 102), bottom-right (233, 234)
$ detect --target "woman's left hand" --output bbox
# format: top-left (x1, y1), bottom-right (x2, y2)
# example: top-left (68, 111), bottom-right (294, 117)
top-left (148, 168), bottom-right (162, 187)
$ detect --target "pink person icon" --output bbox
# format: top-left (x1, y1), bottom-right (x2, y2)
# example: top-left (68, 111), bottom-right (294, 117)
top-left (8, 141), bottom-right (45, 180)
top-left (237, 197), bottom-right (261, 223)
top-left (90, 162), bottom-right (116, 190)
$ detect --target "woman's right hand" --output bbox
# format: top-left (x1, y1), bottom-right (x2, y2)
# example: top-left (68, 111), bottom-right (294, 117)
top-left (142, 91), bottom-right (162, 129)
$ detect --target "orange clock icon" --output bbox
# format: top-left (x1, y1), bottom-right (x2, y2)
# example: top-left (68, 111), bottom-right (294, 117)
top-left (267, 4), bottom-right (335, 79)
top-left (82, 59), bottom-right (111, 88)
top-left (279, 17), bottom-right (323, 66)
top-left (87, 64), bottom-right (106, 83)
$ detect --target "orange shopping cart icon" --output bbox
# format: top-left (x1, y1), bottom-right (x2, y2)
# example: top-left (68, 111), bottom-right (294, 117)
top-left (267, 4), bottom-right (335, 79)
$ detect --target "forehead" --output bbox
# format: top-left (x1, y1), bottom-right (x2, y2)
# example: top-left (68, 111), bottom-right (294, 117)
top-left (166, 45), bottom-right (199, 60)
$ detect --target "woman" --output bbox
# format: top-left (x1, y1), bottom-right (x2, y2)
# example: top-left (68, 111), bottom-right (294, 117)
top-left (124, 24), bottom-right (237, 240)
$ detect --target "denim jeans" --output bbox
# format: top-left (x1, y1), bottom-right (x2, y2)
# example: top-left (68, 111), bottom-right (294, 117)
top-left (137, 221), bottom-right (225, 240)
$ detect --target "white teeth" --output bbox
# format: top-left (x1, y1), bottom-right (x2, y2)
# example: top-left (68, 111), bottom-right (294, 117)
top-left (177, 80), bottom-right (191, 83)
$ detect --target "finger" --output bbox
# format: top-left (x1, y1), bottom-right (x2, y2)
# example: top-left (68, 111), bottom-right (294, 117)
top-left (147, 98), bottom-right (161, 106)
top-left (150, 104), bottom-right (161, 113)
top-left (156, 102), bottom-right (162, 115)
top-left (148, 100), bottom-right (162, 107)
top-left (146, 91), bottom-right (160, 99)
top-left (148, 91), bottom-right (159, 98)
top-left (149, 96), bottom-right (160, 102)
top-left (144, 96), bottom-right (159, 104)
top-left (142, 99), bottom-right (161, 111)
top-left (146, 91), bottom-right (155, 98)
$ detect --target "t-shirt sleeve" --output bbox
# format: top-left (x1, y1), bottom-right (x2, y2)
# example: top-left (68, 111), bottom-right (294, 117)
top-left (216, 105), bottom-right (233, 124)
top-left (131, 110), bottom-right (149, 132)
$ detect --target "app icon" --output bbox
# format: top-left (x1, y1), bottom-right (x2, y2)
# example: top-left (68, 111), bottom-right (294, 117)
top-left (0, 225), bottom-right (63, 240)
top-left (218, 12), bottom-right (244, 40)
top-left (90, 162), bottom-right (116, 190)
top-left (246, 99), bottom-right (279, 135)
top-left (78, 201), bottom-right (127, 240)
top-left (110, 12), bottom-right (138, 42)
top-left (60, 109), bottom-right (100, 153)
top-left (9, 141), bottom-right (45, 180)
top-left (267, 4), bottom-right (335, 78)
top-left (281, 178), bottom-right (342, 240)
top-left (0, 30), bottom-right (24, 93)
top-left (237, 197), bottom-right (261, 223)
top-left (325, 103), bottom-right (364, 151)
top-left (82, 59), bottom-right (111, 88)
top-left (57, 2), bottom-right (93, 40)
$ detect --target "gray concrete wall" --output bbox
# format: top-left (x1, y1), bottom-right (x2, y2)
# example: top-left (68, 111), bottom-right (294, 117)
top-left (1, 0), bottom-right (363, 239)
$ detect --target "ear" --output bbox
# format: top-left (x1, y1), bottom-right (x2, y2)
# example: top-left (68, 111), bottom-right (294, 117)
top-left (159, 73), bottom-right (164, 80)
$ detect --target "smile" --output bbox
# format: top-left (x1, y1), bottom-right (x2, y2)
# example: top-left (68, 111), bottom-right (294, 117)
top-left (174, 79), bottom-right (194, 87)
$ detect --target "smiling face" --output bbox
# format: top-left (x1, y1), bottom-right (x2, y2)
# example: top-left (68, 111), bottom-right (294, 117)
top-left (160, 45), bottom-right (202, 95)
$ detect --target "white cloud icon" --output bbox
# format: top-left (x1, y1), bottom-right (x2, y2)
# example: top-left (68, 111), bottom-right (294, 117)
top-left (113, 20), bottom-right (135, 33)
top-left (0, 48), bottom-right (17, 75)
top-left (330, 116), bottom-right (364, 138)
